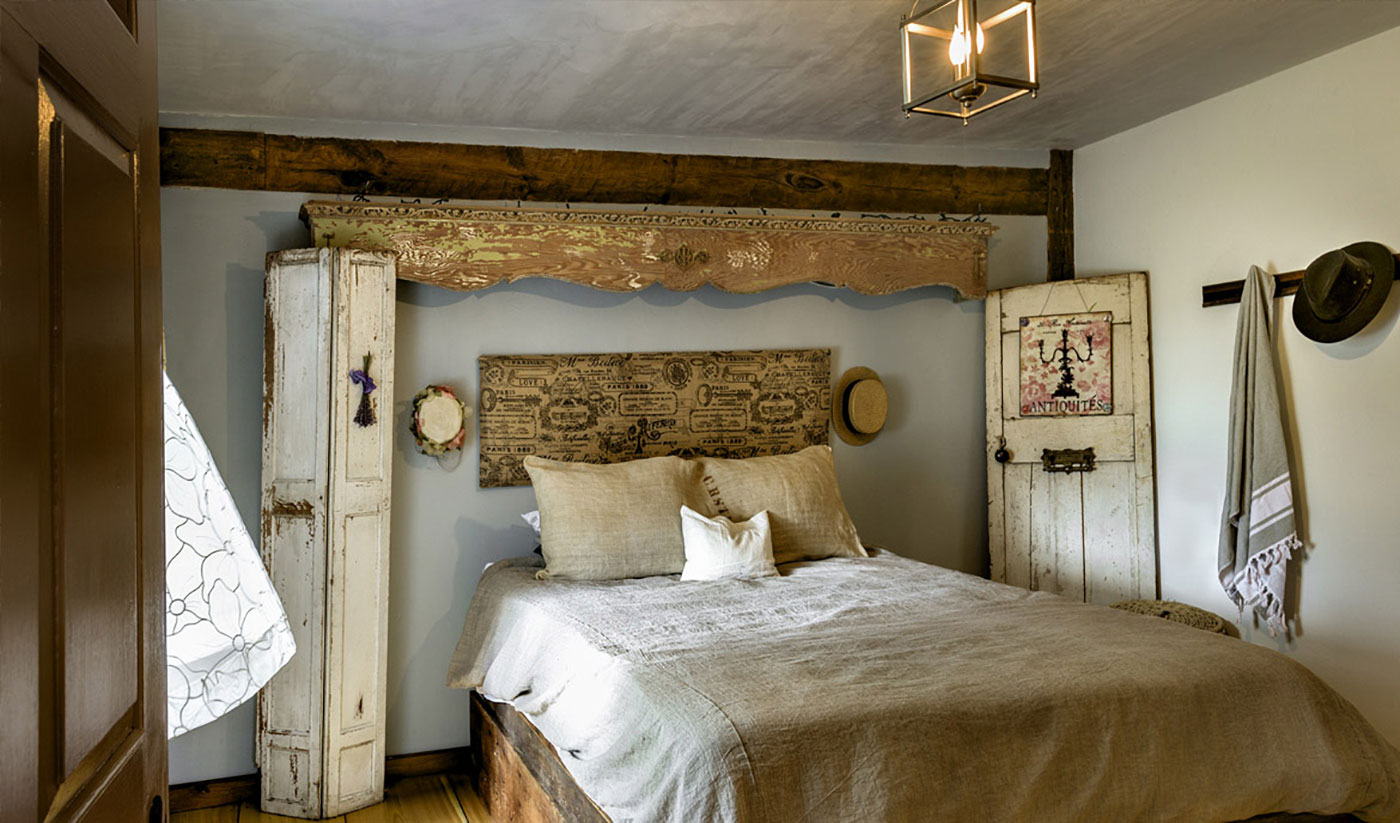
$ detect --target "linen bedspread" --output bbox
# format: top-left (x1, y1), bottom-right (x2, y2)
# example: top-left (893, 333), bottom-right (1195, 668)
top-left (448, 551), bottom-right (1400, 823)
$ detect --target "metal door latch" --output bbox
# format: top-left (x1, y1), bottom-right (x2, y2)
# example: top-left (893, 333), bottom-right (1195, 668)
top-left (1041, 447), bottom-right (1096, 474)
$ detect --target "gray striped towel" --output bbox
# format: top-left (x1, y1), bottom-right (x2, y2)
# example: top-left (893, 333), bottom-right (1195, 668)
top-left (1218, 266), bottom-right (1301, 635)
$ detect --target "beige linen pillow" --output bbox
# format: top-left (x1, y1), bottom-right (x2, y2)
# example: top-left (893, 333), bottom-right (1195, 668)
top-left (696, 445), bottom-right (867, 564)
top-left (524, 455), bottom-right (702, 580)
top-left (679, 506), bottom-right (778, 582)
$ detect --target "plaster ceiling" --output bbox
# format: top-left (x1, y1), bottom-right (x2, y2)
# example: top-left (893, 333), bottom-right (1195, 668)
top-left (158, 0), bottom-right (1400, 151)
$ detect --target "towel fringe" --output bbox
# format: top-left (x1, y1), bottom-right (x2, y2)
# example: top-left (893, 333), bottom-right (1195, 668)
top-left (1230, 531), bottom-right (1299, 637)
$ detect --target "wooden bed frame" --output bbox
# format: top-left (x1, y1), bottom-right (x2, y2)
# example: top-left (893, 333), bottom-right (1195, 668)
top-left (468, 691), bottom-right (1362, 823)
top-left (469, 690), bottom-right (610, 823)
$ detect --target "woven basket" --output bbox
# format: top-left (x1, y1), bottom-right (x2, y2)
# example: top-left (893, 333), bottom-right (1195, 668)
top-left (1110, 599), bottom-right (1228, 634)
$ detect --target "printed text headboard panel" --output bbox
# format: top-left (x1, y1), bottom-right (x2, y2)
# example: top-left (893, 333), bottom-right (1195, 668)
top-left (478, 349), bottom-right (831, 487)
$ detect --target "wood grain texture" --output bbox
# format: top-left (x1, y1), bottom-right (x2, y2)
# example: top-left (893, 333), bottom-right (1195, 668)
top-left (170, 805), bottom-right (240, 823)
top-left (1127, 273), bottom-right (1160, 598)
top-left (470, 693), bottom-right (610, 823)
top-left (170, 774), bottom-right (259, 813)
top-left (259, 249), bottom-right (332, 817)
top-left (447, 773), bottom-right (493, 823)
top-left (984, 289), bottom-right (1007, 584)
top-left (344, 776), bottom-right (466, 823)
top-left (1047, 149), bottom-right (1074, 281)
top-left (160, 128), bottom-right (266, 191)
top-left (303, 201), bottom-right (994, 299)
top-left (160, 127), bottom-right (1051, 215)
top-left (169, 765), bottom-right (1362, 823)
top-left (322, 250), bottom-right (396, 817)
top-left (386, 748), bottom-right (474, 781)
top-left (174, 772), bottom-right (498, 823)
top-left (236, 802), bottom-right (344, 823)
top-left (169, 748), bottom-right (475, 814)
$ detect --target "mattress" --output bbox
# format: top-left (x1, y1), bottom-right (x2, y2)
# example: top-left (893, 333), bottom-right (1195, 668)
top-left (448, 550), bottom-right (1400, 823)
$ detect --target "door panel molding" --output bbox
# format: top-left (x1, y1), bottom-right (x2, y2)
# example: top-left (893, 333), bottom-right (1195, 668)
top-left (0, 2), bottom-right (164, 822)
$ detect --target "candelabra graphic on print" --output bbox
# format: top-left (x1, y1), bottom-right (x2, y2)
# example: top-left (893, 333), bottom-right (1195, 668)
top-left (1019, 312), bottom-right (1113, 416)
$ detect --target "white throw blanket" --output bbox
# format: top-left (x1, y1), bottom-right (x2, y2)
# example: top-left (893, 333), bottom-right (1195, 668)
top-left (164, 372), bottom-right (295, 738)
top-left (1219, 266), bottom-right (1301, 635)
top-left (450, 551), bottom-right (1400, 823)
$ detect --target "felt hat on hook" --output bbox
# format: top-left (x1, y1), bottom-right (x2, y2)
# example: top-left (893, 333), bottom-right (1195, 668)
top-left (1292, 241), bottom-right (1394, 343)
top-left (832, 367), bottom-right (887, 446)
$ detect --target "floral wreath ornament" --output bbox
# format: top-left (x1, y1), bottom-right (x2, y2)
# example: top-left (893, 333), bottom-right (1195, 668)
top-left (410, 384), bottom-right (470, 467)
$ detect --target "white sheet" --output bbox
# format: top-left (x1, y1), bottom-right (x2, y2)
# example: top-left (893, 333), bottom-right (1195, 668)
top-left (164, 372), bottom-right (295, 738)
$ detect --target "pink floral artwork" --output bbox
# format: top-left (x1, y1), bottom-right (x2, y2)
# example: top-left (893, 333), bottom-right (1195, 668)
top-left (1019, 312), bottom-right (1113, 416)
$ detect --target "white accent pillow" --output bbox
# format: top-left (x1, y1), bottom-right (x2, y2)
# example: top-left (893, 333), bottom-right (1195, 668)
top-left (521, 510), bottom-right (541, 535)
top-left (679, 505), bottom-right (778, 582)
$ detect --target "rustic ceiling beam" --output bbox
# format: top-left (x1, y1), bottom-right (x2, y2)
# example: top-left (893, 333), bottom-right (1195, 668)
top-left (1046, 149), bottom-right (1075, 281)
top-left (159, 127), bottom-right (1050, 216)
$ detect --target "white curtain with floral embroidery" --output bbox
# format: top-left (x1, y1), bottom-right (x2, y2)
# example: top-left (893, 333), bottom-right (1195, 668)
top-left (164, 371), bottom-right (295, 738)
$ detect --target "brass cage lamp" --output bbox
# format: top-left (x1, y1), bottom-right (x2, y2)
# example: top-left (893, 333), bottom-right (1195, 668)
top-left (902, 0), bottom-right (1038, 124)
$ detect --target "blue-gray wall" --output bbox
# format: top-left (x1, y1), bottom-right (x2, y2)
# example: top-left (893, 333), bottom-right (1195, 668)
top-left (161, 182), bottom-right (1045, 782)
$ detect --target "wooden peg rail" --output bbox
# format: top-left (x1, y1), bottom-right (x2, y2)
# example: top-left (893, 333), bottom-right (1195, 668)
top-left (1201, 252), bottom-right (1400, 307)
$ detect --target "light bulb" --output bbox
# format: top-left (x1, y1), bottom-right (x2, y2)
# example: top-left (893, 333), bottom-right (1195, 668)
top-left (949, 24), bottom-right (967, 64)
top-left (946, 1), bottom-right (985, 68)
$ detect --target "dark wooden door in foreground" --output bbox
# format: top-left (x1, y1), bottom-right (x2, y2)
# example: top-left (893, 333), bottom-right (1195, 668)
top-left (0, 1), bottom-right (165, 821)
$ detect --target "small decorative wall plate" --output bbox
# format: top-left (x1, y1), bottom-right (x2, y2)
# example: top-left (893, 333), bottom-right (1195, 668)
top-left (410, 384), bottom-right (469, 457)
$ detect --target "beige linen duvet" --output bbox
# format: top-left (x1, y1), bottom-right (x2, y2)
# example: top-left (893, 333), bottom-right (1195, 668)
top-left (448, 551), bottom-right (1400, 823)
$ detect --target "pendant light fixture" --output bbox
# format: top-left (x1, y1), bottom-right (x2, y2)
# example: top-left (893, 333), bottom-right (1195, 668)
top-left (901, 0), bottom-right (1038, 124)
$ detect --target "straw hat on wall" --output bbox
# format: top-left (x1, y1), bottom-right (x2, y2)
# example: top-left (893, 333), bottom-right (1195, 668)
top-left (832, 367), bottom-right (888, 446)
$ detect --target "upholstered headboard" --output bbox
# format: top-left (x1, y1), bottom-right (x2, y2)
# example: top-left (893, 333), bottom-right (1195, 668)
top-left (477, 348), bottom-right (830, 487)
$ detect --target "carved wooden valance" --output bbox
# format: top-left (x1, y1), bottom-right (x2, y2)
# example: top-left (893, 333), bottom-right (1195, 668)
top-left (301, 201), bottom-right (995, 298)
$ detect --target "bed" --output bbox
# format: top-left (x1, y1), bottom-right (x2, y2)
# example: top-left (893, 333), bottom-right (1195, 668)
top-left (448, 550), bottom-right (1400, 823)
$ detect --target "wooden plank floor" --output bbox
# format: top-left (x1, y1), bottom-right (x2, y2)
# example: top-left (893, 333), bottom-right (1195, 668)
top-left (172, 773), bottom-right (492, 823)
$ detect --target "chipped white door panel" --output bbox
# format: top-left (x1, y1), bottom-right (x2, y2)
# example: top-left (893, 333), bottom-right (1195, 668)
top-left (1029, 470), bottom-right (1085, 599)
top-left (986, 273), bottom-right (1157, 602)
top-left (1083, 461), bottom-right (1136, 605)
top-left (1111, 323), bottom-right (1134, 411)
top-left (985, 290), bottom-right (1008, 584)
top-left (259, 248), bottom-right (396, 819)
top-left (1128, 275), bottom-right (1158, 596)
top-left (1001, 463), bottom-right (1033, 589)
top-left (322, 249), bottom-right (396, 817)
top-left (1000, 330), bottom-right (1020, 422)
top-left (259, 248), bottom-right (331, 817)
top-left (1002, 417), bottom-right (1135, 463)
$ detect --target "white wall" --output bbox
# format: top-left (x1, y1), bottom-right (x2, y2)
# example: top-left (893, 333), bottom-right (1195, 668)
top-left (1076, 26), bottom-right (1400, 746)
top-left (160, 123), bottom-right (1047, 782)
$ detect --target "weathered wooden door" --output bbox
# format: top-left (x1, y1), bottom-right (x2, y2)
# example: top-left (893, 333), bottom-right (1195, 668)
top-left (260, 249), bottom-right (396, 818)
top-left (985, 274), bottom-right (1157, 604)
top-left (0, 2), bottom-right (165, 823)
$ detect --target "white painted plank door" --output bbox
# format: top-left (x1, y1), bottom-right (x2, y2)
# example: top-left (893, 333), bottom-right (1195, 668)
top-left (259, 248), bottom-right (333, 816)
top-left (321, 249), bottom-right (396, 816)
top-left (985, 273), bottom-right (1157, 604)
top-left (259, 248), bottom-right (396, 819)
